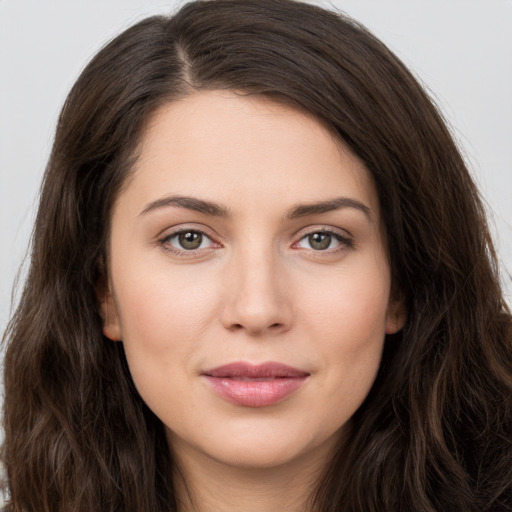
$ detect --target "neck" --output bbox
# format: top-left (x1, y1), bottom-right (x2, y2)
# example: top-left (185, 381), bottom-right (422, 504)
top-left (171, 438), bottom-right (335, 512)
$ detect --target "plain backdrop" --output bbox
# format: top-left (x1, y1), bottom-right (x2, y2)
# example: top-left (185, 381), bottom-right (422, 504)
top-left (1, 0), bottom-right (511, 338)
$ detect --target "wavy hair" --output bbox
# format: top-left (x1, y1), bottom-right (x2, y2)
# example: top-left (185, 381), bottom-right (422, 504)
top-left (2, 1), bottom-right (511, 510)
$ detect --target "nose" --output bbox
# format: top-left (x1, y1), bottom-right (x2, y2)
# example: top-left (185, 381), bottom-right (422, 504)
top-left (220, 248), bottom-right (293, 336)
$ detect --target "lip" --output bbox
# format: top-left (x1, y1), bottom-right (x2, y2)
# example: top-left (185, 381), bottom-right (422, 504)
top-left (201, 362), bottom-right (310, 407)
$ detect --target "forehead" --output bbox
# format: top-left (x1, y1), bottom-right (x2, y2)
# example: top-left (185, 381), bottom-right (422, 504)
top-left (116, 91), bottom-right (379, 217)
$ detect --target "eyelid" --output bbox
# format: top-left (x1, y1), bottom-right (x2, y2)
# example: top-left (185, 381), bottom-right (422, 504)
top-left (291, 225), bottom-right (354, 252)
top-left (293, 224), bottom-right (353, 240)
top-left (157, 224), bottom-right (222, 256)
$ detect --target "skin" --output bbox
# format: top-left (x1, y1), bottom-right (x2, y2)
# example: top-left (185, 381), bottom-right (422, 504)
top-left (100, 91), bottom-right (405, 511)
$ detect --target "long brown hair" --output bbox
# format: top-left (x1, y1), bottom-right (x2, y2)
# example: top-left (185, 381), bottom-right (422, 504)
top-left (2, 1), bottom-right (511, 510)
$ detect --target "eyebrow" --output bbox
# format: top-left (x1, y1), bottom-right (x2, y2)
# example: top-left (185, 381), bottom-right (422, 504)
top-left (139, 195), bottom-right (230, 217)
top-left (139, 194), bottom-right (371, 221)
top-left (285, 197), bottom-right (372, 221)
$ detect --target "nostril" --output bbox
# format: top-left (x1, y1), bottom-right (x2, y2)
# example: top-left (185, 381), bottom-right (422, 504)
top-left (227, 322), bottom-right (284, 334)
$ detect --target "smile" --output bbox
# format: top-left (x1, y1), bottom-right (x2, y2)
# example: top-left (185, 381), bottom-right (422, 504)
top-left (202, 362), bottom-right (310, 407)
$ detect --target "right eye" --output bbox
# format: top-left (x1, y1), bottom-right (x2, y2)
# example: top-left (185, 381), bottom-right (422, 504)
top-left (161, 229), bottom-right (217, 252)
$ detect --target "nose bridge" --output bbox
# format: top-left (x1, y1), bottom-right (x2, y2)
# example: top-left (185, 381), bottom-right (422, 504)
top-left (221, 242), bottom-right (290, 334)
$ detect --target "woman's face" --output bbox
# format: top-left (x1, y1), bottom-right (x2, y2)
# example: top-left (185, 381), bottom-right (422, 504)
top-left (100, 91), bottom-right (405, 472)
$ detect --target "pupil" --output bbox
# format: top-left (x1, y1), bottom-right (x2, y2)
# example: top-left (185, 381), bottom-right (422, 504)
top-left (309, 233), bottom-right (331, 250)
top-left (179, 231), bottom-right (202, 250)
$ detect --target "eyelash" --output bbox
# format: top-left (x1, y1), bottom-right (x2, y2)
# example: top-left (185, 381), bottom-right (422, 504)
top-left (157, 227), bottom-right (354, 257)
top-left (292, 228), bottom-right (354, 254)
top-left (158, 227), bottom-right (220, 257)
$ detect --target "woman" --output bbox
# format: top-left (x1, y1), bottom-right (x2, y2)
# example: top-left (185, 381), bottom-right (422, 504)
top-left (2, 0), bottom-right (511, 510)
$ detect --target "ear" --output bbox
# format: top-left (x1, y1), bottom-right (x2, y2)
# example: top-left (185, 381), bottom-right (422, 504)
top-left (96, 279), bottom-right (122, 342)
top-left (385, 296), bottom-right (407, 335)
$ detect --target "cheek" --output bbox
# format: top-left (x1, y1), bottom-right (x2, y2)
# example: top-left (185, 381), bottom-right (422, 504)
top-left (112, 267), bottom-right (220, 394)
top-left (299, 260), bottom-right (391, 384)
top-left (116, 264), bottom-right (218, 340)
top-left (302, 264), bottom-right (390, 339)
top-left (112, 273), bottom-right (215, 417)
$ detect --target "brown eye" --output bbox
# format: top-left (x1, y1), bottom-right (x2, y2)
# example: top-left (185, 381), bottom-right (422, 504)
top-left (178, 231), bottom-right (203, 250)
top-left (308, 233), bottom-right (332, 250)
top-left (295, 230), bottom-right (352, 253)
top-left (161, 228), bottom-right (218, 254)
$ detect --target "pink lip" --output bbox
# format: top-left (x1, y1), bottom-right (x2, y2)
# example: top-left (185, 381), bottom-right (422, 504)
top-left (201, 362), bottom-right (309, 407)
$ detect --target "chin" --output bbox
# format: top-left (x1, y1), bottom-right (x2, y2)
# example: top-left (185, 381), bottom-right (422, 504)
top-left (167, 418), bottom-right (345, 473)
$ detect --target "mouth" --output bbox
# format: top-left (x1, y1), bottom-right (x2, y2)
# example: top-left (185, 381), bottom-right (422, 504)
top-left (201, 362), bottom-right (310, 407)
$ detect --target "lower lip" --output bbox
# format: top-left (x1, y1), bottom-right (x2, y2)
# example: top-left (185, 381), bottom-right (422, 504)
top-left (203, 376), bottom-right (307, 407)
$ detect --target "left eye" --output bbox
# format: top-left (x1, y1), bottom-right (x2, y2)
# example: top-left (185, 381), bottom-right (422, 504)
top-left (164, 230), bottom-right (216, 251)
top-left (296, 231), bottom-right (347, 251)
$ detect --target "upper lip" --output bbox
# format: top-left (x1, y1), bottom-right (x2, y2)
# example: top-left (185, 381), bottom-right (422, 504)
top-left (202, 362), bottom-right (309, 379)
